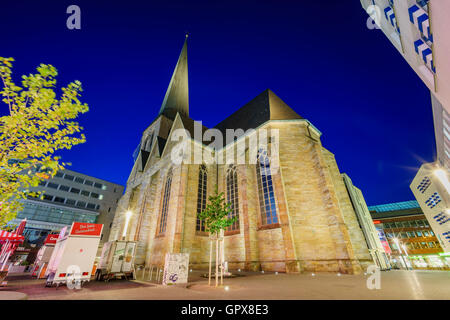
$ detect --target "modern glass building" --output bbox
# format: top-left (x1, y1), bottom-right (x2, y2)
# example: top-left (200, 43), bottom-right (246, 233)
top-left (8, 168), bottom-right (124, 245)
top-left (369, 200), bottom-right (450, 270)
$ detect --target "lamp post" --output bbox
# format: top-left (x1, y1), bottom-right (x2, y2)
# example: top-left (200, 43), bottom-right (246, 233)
top-left (393, 238), bottom-right (408, 270)
top-left (401, 244), bottom-right (412, 270)
top-left (122, 210), bottom-right (132, 240)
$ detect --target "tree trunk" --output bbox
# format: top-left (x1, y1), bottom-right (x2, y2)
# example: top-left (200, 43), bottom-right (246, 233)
top-left (220, 231), bottom-right (224, 285)
top-left (215, 237), bottom-right (219, 287)
top-left (209, 239), bottom-right (212, 286)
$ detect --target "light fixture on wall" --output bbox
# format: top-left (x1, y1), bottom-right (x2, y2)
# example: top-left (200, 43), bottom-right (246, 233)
top-left (122, 210), bottom-right (133, 240)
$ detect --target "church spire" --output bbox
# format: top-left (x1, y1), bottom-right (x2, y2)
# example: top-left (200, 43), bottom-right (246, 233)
top-left (159, 35), bottom-right (189, 119)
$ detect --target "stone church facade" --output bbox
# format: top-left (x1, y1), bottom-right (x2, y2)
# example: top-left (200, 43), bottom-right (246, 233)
top-left (109, 38), bottom-right (374, 274)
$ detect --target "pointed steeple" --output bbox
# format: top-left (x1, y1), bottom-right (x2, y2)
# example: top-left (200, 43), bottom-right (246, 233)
top-left (159, 35), bottom-right (189, 119)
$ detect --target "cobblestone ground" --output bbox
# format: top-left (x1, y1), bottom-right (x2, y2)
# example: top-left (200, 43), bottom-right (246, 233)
top-left (1, 270), bottom-right (450, 300)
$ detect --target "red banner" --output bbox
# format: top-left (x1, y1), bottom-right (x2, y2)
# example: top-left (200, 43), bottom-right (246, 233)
top-left (44, 233), bottom-right (59, 245)
top-left (70, 222), bottom-right (103, 237)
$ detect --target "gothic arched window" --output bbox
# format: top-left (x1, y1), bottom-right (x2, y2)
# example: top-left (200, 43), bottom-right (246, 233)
top-left (158, 168), bottom-right (173, 234)
top-left (256, 149), bottom-right (278, 225)
top-left (226, 165), bottom-right (240, 231)
top-left (196, 165), bottom-right (208, 232)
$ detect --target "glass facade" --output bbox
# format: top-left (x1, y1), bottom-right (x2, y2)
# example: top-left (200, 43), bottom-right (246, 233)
top-left (369, 200), bottom-right (420, 213)
top-left (17, 201), bottom-right (97, 225)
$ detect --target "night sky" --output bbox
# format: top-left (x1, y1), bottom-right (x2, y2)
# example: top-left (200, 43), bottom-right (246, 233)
top-left (0, 0), bottom-right (436, 206)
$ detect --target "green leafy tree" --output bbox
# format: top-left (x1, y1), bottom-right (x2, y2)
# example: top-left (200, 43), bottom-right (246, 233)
top-left (198, 185), bottom-right (236, 237)
top-left (198, 185), bottom-right (236, 286)
top-left (0, 57), bottom-right (88, 228)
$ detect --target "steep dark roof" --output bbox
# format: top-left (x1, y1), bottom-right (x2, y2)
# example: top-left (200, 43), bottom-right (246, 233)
top-left (178, 113), bottom-right (209, 143)
top-left (214, 89), bottom-right (303, 134)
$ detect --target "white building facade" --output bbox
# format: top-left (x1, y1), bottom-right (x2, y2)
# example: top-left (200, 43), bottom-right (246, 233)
top-left (9, 169), bottom-right (124, 244)
top-left (361, 0), bottom-right (450, 240)
top-left (410, 163), bottom-right (450, 252)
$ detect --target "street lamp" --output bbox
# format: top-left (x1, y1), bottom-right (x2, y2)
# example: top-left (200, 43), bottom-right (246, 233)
top-left (393, 238), bottom-right (409, 270)
top-left (401, 244), bottom-right (412, 270)
top-left (122, 210), bottom-right (132, 240)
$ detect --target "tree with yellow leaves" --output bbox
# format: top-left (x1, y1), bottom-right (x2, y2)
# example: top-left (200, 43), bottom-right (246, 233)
top-left (0, 57), bottom-right (89, 228)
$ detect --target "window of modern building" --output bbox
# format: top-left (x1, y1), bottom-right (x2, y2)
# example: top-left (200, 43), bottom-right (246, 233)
top-left (91, 193), bottom-right (99, 199)
top-left (407, 231), bottom-right (415, 238)
top-left (76, 201), bottom-right (86, 208)
top-left (66, 199), bottom-right (76, 206)
top-left (38, 180), bottom-right (47, 187)
top-left (196, 165), bottom-right (207, 232)
top-left (54, 197), bottom-right (65, 203)
top-left (430, 230), bottom-right (435, 236)
top-left (226, 165), bottom-right (240, 231)
top-left (402, 221), bottom-right (409, 228)
top-left (75, 177), bottom-right (85, 184)
top-left (86, 203), bottom-right (96, 210)
top-left (47, 182), bottom-right (59, 189)
top-left (70, 187), bottom-right (80, 194)
top-left (96, 204), bottom-right (100, 210)
top-left (64, 174), bottom-right (74, 181)
top-left (421, 242), bottom-right (428, 248)
top-left (55, 172), bottom-right (64, 178)
top-left (423, 231), bottom-right (430, 237)
top-left (43, 194), bottom-right (53, 201)
top-left (416, 231), bottom-right (423, 237)
top-left (59, 185), bottom-right (70, 192)
top-left (158, 169), bottom-right (173, 234)
top-left (81, 190), bottom-right (90, 197)
top-left (84, 180), bottom-right (93, 186)
top-left (108, 207), bottom-right (111, 213)
top-left (256, 149), bottom-right (278, 226)
top-left (401, 232), bottom-right (408, 238)
top-left (428, 242), bottom-right (435, 248)
top-left (94, 182), bottom-right (103, 189)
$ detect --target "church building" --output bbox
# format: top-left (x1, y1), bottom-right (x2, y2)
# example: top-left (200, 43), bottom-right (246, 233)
top-left (109, 37), bottom-right (376, 274)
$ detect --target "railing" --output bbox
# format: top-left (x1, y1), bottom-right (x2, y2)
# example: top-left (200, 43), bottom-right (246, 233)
top-left (135, 265), bottom-right (164, 283)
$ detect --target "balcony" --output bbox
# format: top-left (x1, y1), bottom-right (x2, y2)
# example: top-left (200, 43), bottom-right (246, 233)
top-left (408, 4), bottom-right (433, 42)
top-left (384, 6), bottom-right (400, 33)
top-left (414, 38), bottom-right (436, 73)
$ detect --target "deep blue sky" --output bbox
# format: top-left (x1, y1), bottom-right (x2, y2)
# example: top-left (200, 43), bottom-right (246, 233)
top-left (0, 0), bottom-right (436, 205)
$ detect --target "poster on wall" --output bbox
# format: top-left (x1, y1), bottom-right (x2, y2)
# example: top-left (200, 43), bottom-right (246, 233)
top-left (162, 253), bottom-right (189, 285)
top-left (376, 227), bottom-right (392, 254)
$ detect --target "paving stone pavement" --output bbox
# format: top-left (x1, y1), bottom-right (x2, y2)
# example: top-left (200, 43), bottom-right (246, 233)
top-left (1, 270), bottom-right (449, 300)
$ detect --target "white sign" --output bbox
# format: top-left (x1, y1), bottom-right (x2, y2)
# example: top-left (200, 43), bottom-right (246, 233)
top-left (162, 253), bottom-right (189, 285)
